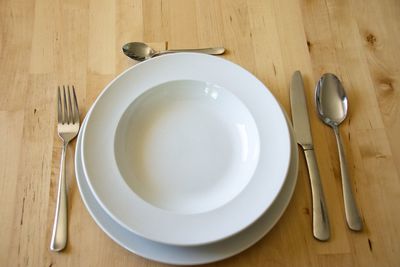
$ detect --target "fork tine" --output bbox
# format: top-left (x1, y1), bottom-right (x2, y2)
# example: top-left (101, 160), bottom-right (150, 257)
top-left (72, 85), bottom-right (80, 123)
top-left (67, 85), bottom-right (73, 124)
top-left (62, 85), bottom-right (68, 124)
top-left (57, 86), bottom-right (62, 123)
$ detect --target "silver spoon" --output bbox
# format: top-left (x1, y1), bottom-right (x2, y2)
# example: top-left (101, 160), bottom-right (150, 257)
top-left (122, 42), bottom-right (225, 61)
top-left (315, 73), bottom-right (362, 231)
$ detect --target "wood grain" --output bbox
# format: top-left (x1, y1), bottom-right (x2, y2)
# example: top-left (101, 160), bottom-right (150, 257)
top-left (0, 0), bottom-right (399, 266)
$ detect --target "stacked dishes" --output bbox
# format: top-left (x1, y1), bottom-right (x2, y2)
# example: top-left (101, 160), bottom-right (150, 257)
top-left (75, 53), bottom-right (298, 265)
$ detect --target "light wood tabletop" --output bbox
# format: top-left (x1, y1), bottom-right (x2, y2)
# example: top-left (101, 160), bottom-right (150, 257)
top-left (1, 0), bottom-right (399, 266)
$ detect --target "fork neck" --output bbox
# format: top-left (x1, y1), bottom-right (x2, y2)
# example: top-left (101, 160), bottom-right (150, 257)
top-left (62, 141), bottom-right (69, 150)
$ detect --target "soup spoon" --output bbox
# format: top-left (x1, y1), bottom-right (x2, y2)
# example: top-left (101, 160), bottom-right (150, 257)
top-left (315, 73), bottom-right (362, 231)
top-left (122, 42), bottom-right (225, 61)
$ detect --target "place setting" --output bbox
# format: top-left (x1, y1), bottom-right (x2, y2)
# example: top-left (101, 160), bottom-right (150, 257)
top-left (50, 44), bottom-right (362, 265)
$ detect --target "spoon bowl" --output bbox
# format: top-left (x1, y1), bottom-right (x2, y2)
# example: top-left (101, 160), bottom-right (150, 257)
top-left (315, 73), bottom-right (362, 231)
top-left (123, 42), bottom-right (155, 61)
top-left (122, 42), bottom-right (225, 61)
top-left (316, 74), bottom-right (348, 126)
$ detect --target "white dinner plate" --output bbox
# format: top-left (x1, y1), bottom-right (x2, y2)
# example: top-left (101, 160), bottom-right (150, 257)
top-left (75, 113), bottom-right (298, 265)
top-left (81, 53), bottom-right (292, 245)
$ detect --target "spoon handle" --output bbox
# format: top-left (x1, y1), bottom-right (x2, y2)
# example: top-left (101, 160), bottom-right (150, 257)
top-left (333, 126), bottom-right (363, 231)
top-left (156, 47), bottom-right (225, 56)
top-left (304, 149), bottom-right (330, 241)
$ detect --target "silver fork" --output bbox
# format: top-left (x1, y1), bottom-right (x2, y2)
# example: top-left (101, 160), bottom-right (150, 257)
top-left (50, 85), bottom-right (80, 252)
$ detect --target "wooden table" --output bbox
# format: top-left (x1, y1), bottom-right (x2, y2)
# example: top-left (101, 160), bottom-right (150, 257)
top-left (1, 0), bottom-right (399, 266)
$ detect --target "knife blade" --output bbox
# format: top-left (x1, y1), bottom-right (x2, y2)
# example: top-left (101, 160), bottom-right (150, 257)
top-left (290, 71), bottom-right (330, 241)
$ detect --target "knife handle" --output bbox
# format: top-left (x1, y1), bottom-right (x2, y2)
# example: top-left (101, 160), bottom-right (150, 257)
top-left (304, 149), bottom-right (330, 241)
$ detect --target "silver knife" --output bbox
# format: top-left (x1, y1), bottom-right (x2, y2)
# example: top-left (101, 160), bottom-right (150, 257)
top-left (290, 71), bottom-right (330, 241)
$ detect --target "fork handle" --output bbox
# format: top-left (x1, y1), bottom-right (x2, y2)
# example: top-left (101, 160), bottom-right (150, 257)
top-left (50, 142), bottom-right (68, 251)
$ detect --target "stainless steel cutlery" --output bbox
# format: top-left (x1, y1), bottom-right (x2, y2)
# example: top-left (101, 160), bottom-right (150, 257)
top-left (290, 71), bottom-right (330, 241)
top-left (50, 85), bottom-right (80, 252)
top-left (290, 71), bottom-right (363, 240)
top-left (315, 74), bottom-right (362, 231)
top-left (122, 42), bottom-right (225, 61)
